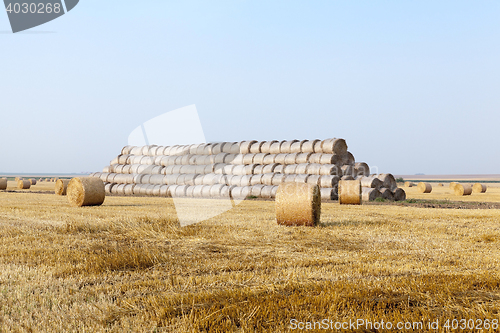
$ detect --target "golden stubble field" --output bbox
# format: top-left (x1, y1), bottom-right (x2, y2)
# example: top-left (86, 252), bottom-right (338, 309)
top-left (0, 180), bottom-right (499, 332)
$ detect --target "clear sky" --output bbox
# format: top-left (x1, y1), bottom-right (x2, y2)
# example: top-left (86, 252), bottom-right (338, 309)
top-left (1, 1), bottom-right (499, 175)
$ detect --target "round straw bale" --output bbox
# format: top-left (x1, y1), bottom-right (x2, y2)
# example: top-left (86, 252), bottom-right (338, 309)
top-left (338, 152), bottom-right (355, 166)
top-left (200, 185), bottom-right (212, 197)
top-left (141, 156), bottom-right (155, 165)
top-left (473, 183), bottom-right (487, 193)
top-left (261, 173), bottom-right (275, 186)
top-left (275, 183), bottom-right (320, 227)
top-left (253, 165), bottom-right (265, 174)
top-left (250, 174), bottom-right (264, 186)
top-left (239, 175), bottom-right (253, 187)
top-left (228, 143), bottom-right (241, 154)
top-left (454, 183), bottom-right (472, 196)
top-left (249, 141), bottom-right (265, 154)
top-left (404, 181), bottom-right (413, 188)
top-left (239, 141), bottom-right (257, 154)
top-left (141, 175), bottom-right (152, 184)
top-left (250, 185), bottom-right (265, 197)
top-left (30, 179), bottom-right (37, 185)
top-left (354, 162), bottom-right (370, 177)
top-left (124, 184), bottom-right (135, 195)
top-left (320, 164), bottom-right (342, 176)
top-left (270, 186), bottom-right (279, 199)
top-left (271, 174), bottom-right (286, 186)
top-left (160, 185), bottom-right (170, 197)
top-left (376, 174), bottom-right (397, 190)
top-left (379, 188), bottom-right (394, 200)
top-left (306, 175), bottom-right (321, 186)
top-left (123, 165), bottom-right (132, 174)
top-left (243, 154), bottom-right (256, 165)
top-left (213, 153), bottom-right (229, 164)
top-left (212, 143), bottom-right (225, 155)
top-left (274, 165), bottom-right (284, 173)
top-left (313, 140), bottom-right (323, 153)
top-left (438, 183), bottom-right (444, 187)
top-left (171, 165), bottom-right (183, 174)
top-left (221, 164), bottom-right (235, 175)
top-left (283, 175), bottom-right (297, 183)
top-left (341, 165), bottom-right (355, 178)
top-left (321, 138), bottom-right (348, 155)
top-left (209, 184), bottom-right (225, 197)
top-left (232, 165), bottom-right (246, 176)
top-left (393, 188), bottom-right (406, 201)
top-left (253, 153), bottom-right (270, 165)
top-left (230, 154), bottom-right (245, 165)
top-left (104, 183), bottom-right (113, 194)
top-left (184, 174), bottom-right (199, 186)
top-left (130, 146), bottom-right (143, 156)
top-left (165, 174), bottom-right (180, 185)
top-left (339, 180), bottom-right (362, 205)
top-left (295, 163), bottom-right (309, 174)
top-left (220, 142), bottom-right (233, 154)
top-left (197, 165), bottom-right (210, 174)
top-left (121, 145), bottom-right (134, 155)
top-left (260, 186), bottom-right (274, 199)
top-left (230, 186), bottom-right (250, 200)
top-left (194, 144), bottom-right (207, 155)
top-left (262, 154), bottom-right (276, 164)
top-left (283, 165), bottom-right (298, 174)
top-left (185, 186), bottom-right (195, 197)
top-left (67, 177), bottom-right (105, 207)
top-left (306, 163), bottom-right (322, 175)
top-left (187, 144), bottom-right (200, 155)
top-left (145, 185), bottom-right (155, 196)
top-left (276, 141), bottom-right (294, 154)
top-left (449, 182), bottom-right (458, 189)
top-left (18, 180), bottom-right (31, 189)
top-left (290, 140), bottom-right (307, 153)
top-left (417, 182), bottom-right (432, 193)
top-left (321, 154), bottom-right (341, 165)
top-left (192, 185), bottom-right (205, 197)
top-left (262, 163), bottom-right (279, 174)
top-left (295, 153), bottom-right (312, 164)
top-left (284, 153), bottom-right (299, 165)
top-left (202, 144), bottom-right (214, 155)
top-left (320, 175), bottom-right (339, 188)
top-left (274, 154), bottom-right (287, 164)
top-left (260, 141), bottom-right (278, 154)
top-left (220, 185), bottom-right (234, 198)
top-left (308, 153), bottom-right (322, 164)
top-left (359, 176), bottom-right (383, 189)
top-left (172, 185), bottom-right (188, 197)
top-left (227, 175), bottom-right (240, 186)
top-left (362, 188), bottom-right (381, 201)
top-left (294, 174), bottom-right (309, 184)
top-left (320, 188), bottom-right (335, 201)
top-left (302, 140), bottom-right (320, 153)
top-left (0, 179), bottom-right (8, 190)
top-left (102, 166), bottom-right (111, 173)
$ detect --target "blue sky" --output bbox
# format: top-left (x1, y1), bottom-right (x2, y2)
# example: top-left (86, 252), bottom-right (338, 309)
top-left (1, 0), bottom-right (499, 174)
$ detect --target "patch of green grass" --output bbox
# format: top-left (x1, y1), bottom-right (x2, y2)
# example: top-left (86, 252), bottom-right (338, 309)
top-left (375, 197), bottom-right (386, 202)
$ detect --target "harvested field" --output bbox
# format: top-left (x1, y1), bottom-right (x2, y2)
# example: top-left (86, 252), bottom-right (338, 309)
top-left (0, 186), bottom-right (499, 332)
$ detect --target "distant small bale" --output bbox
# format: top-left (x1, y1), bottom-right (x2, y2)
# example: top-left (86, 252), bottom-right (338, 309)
top-left (55, 179), bottom-right (71, 196)
top-left (29, 179), bottom-right (37, 185)
top-left (404, 181), bottom-right (413, 188)
top-left (0, 179), bottom-right (7, 190)
top-left (417, 182), bottom-right (432, 193)
top-left (67, 177), bottom-right (106, 207)
top-left (276, 182), bottom-right (321, 227)
top-left (472, 183), bottom-right (487, 193)
top-left (18, 180), bottom-right (31, 189)
top-left (393, 188), bottom-right (407, 201)
top-left (438, 183), bottom-right (444, 187)
top-left (454, 183), bottom-right (472, 196)
top-left (339, 180), bottom-right (361, 205)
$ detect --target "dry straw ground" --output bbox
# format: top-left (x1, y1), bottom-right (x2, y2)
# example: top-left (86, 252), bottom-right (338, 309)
top-left (0, 181), bottom-right (499, 332)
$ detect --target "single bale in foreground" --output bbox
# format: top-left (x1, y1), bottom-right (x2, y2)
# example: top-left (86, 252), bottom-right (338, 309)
top-left (55, 179), bottom-right (71, 196)
top-left (67, 177), bottom-right (106, 207)
top-left (454, 183), bottom-right (472, 196)
top-left (472, 183), bottom-right (487, 193)
top-left (18, 180), bottom-right (31, 189)
top-left (0, 179), bottom-right (7, 190)
top-left (275, 182), bottom-right (321, 227)
top-left (417, 182), bottom-right (432, 193)
top-left (339, 179), bottom-right (361, 205)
